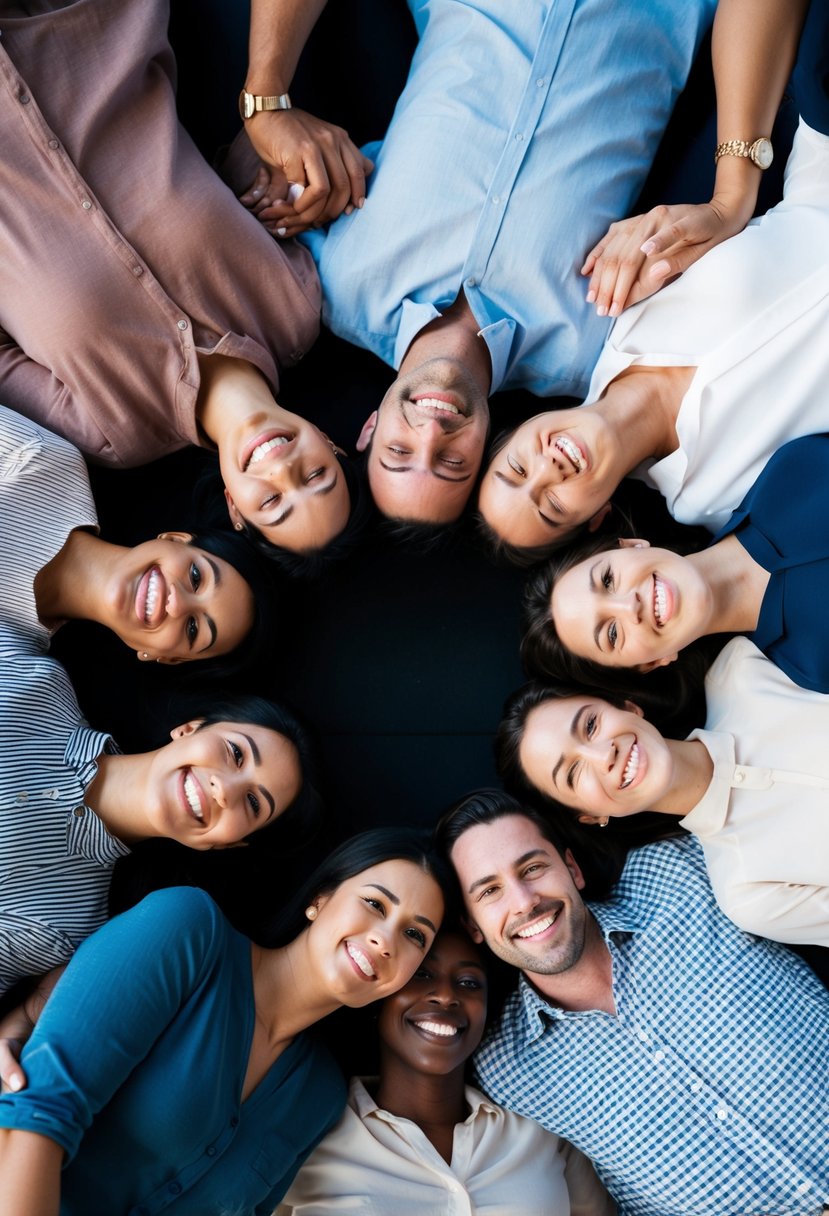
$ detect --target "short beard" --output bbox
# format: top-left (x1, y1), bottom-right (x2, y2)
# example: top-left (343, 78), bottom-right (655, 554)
top-left (492, 902), bottom-right (588, 976)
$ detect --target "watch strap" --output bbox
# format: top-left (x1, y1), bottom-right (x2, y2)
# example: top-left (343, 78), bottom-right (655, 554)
top-left (239, 90), bottom-right (293, 120)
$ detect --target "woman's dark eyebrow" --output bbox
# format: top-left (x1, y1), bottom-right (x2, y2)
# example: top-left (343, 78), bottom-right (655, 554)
top-left (240, 733), bottom-right (276, 818)
top-left (366, 883), bottom-right (437, 933)
top-left (551, 705), bottom-right (590, 789)
top-left (196, 616), bottom-right (217, 652)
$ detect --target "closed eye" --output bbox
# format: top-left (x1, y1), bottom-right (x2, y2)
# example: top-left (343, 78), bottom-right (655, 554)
top-left (507, 454), bottom-right (526, 477)
top-left (304, 467), bottom-right (324, 483)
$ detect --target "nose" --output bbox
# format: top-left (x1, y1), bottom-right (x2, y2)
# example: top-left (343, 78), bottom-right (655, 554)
top-left (609, 588), bottom-right (641, 622)
top-left (528, 450), bottom-right (565, 497)
top-left (208, 773), bottom-right (228, 809)
top-left (367, 926), bottom-right (393, 958)
top-left (427, 980), bottom-right (459, 1008)
top-left (165, 582), bottom-right (192, 619)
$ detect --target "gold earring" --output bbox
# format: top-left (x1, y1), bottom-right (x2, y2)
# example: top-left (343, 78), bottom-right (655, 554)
top-left (305, 905), bottom-right (318, 921)
top-left (234, 522), bottom-right (244, 532)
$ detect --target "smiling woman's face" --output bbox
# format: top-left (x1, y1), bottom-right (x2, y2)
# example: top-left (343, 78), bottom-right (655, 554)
top-left (376, 929), bottom-right (488, 1077)
top-left (519, 695), bottom-right (674, 818)
top-left (221, 410), bottom-right (351, 553)
top-left (550, 540), bottom-right (712, 670)
top-left (107, 532), bottom-right (255, 662)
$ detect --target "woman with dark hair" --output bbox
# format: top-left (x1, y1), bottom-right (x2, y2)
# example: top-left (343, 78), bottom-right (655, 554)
top-left (499, 644), bottom-right (829, 947)
top-left (0, 829), bottom-right (447, 1214)
top-left (0, 677), bottom-right (319, 1000)
top-left (282, 922), bottom-right (614, 1215)
top-left (1, 404), bottom-right (275, 665)
top-left (528, 432), bottom-right (829, 697)
top-left (0, 0), bottom-right (356, 559)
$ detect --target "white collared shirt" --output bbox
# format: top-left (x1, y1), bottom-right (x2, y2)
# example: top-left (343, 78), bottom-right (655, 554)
top-left (281, 1077), bottom-right (614, 1215)
top-left (681, 636), bottom-right (829, 945)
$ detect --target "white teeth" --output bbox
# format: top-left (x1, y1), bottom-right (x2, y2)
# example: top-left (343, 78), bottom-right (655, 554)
top-left (183, 773), bottom-right (204, 821)
top-left (413, 397), bottom-right (460, 414)
top-left (248, 436), bottom-right (290, 467)
top-left (621, 742), bottom-right (640, 789)
top-left (653, 575), bottom-right (667, 625)
top-left (516, 913), bottom-right (556, 939)
top-left (144, 569), bottom-right (160, 622)
top-left (347, 942), bottom-right (376, 978)
top-left (413, 1020), bottom-right (459, 1037)
top-left (554, 436), bottom-right (586, 472)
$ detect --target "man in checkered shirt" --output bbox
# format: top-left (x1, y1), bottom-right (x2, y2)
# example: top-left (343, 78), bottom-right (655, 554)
top-left (436, 792), bottom-right (829, 1215)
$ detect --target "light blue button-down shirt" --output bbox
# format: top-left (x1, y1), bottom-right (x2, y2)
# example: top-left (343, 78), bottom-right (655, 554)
top-left (473, 837), bottom-right (829, 1215)
top-left (304, 0), bottom-right (717, 398)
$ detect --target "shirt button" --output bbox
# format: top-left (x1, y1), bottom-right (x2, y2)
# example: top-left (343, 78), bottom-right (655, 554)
top-left (715, 1106), bottom-right (728, 1120)
top-left (177, 318), bottom-right (188, 330)
top-left (796, 1182), bottom-right (811, 1195)
top-left (636, 1029), bottom-right (650, 1042)
top-left (466, 277), bottom-right (477, 288)
top-left (16, 792), bottom-right (28, 803)
top-left (230, 1115), bottom-right (239, 1128)
top-left (536, 77), bottom-right (546, 88)
top-left (291, 349), bottom-right (304, 360)
top-left (73, 806), bottom-right (85, 818)
top-left (48, 138), bottom-right (59, 150)
top-left (492, 195), bottom-right (500, 205)
top-left (514, 132), bottom-right (524, 141)
top-left (690, 1081), bottom-right (702, 1093)
top-left (19, 91), bottom-right (30, 104)
top-left (206, 1145), bottom-right (217, 1157)
top-left (81, 199), bottom-right (92, 210)
top-left (653, 1050), bottom-right (665, 1062)
top-left (132, 265), bottom-right (143, 276)
top-left (734, 770), bottom-right (745, 783)
top-left (168, 1182), bottom-right (182, 1196)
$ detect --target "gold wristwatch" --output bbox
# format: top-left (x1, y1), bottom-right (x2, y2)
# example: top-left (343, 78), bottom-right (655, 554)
top-left (238, 90), bottom-right (292, 120)
top-left (714, 137), bottom-right (773, 170)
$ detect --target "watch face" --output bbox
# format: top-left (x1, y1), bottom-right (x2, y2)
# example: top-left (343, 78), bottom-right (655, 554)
top-left (240, 91), bottom-right (255, 120)
top-left (752, 138), bottom-right (773, 170)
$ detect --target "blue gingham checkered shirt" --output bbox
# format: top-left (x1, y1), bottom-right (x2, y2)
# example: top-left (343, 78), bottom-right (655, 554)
top-left (473, 836), bottom-right (829, 1215)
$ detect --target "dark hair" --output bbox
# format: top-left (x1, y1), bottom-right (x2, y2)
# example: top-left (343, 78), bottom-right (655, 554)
top-left (259, 827), bottom-right (454, 948)
top-left (194, 693), bottom-right (324, 854)
top-left (497, 681), bottom-right (686, 852)
top-left (522, 532), bottom-right (719, 732)
top-left (187, 528), bottom-right (280, 678)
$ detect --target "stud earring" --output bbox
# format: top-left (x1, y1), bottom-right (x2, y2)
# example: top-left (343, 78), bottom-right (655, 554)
top-left (141, 652), bottom-right (149, 660)
top-left (599, 817), bottom-right (610, 828)
top-left (305, 905), bottom-right (318, 921)
top-left (234, 522), bottom-right (244, 532)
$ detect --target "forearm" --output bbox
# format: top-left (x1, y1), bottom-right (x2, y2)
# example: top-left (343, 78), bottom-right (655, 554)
top-left (0, 1129), bottom-right (62, 1216)
top-left (711, 0), bottom-right (811, 212)
top-left (0, 330), bottom-right (64, 434)
top-left (246, 0), bottom-right (329, 94)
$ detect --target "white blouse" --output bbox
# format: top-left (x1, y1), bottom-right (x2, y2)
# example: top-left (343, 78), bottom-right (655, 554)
top-left (680, 637), bottom-right (829, 946)
top-left (584, 118), bottom-right (829, 532)
top-left (280, 1078), bottom-right (615, 1216)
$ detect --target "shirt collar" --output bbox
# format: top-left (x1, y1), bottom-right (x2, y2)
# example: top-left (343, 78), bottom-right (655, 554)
top-left (64, 726), bottom-right (129, 864)
top-left (350, 1076), bottom-right (499, 1124)
top-left (680, 729), bottom-right (735, 835)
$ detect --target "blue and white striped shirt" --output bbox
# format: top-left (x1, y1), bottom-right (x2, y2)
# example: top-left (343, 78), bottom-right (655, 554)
top-left (0, 404), bottom-right (128, 996)
top-left (474, 837), bottom-right (829, 1215)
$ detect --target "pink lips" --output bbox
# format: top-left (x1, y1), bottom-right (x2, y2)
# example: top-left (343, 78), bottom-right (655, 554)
top-left (240, 429), bottom-right (295, 472)
top-left (344, 940), bottom-right (377, 981)
top-left (134, 565), bottom-right (166, 627)
top-left (179, 768), bottom-right (208, 825)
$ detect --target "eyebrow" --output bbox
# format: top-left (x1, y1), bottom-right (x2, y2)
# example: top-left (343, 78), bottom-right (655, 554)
top-left (551, 705), bottom-right (590, 791)
top-left (265, 473), bottom-right (340, 527)
top-left (241, 732), bottom-right (276, 820)
top-left (588, 562), bottom-right (607, 651)
top-left (466, 848), bottom-right (547, 895)
top-left (492, 472), bottom-right (562, 530)
top-left (378, 458), bottom-right (471, 485)
top-left (367, 883), bottom-right (438, 933)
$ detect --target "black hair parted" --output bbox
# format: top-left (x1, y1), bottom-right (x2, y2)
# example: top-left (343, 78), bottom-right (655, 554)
top-left (258, 826), bottom-right (455, 948)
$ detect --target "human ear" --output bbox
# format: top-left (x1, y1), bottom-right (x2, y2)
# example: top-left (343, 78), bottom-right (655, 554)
top-left (639, 652), bottom-right (678, 673)
top-left (169, 719), bottom-right (205, 741)
top-left (355, 411), bottom-right (378, 453)
top-left (623, 700), bottom-right (645, 717)
top-left (587, 503), bottom-right (612, 533)
top-left (563, 848), bottom-right (586, 891)
top-left (618, 537), bottom-right (649, 549)
top-left (223, 488), bottom-right (246, 531)
top-left (156, 530), bottom-right (194, 544)
top-left (461, 914), bottom-right (485, 945)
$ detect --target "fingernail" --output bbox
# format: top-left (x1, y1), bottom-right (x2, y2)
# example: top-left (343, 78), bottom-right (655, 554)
top-left (609, 302), bottom-right (620, 317)
top-left (287, 183), bottom-right (304, 204)
top-left (597, 305), bottom-right (608, 318)
top-left (585, 290), bottom-right (596, 303)
top-left (276, 226), bottom-right (287, 237)
top-left (344, 204), bottom-right (354, 215)
top-left (640, 239), bottom-right (656, 255)
top-left (251, 187), bottom-right (262, 199)
top-left (650, 260), bottom-right (670, 279)
top-left (357, 197), bottom-right (366, 209)
top-left (9, 1075), bottom-right (23, 1092)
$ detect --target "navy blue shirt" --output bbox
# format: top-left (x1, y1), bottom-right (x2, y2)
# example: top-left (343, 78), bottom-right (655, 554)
top-left (0, 888), bottom-right (346, 1215)
top-left (714, 432), bottom-right (829, 692)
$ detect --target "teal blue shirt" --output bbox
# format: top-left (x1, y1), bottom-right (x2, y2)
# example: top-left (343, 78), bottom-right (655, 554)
top-left (0, 888), bottom-right (346, 1216)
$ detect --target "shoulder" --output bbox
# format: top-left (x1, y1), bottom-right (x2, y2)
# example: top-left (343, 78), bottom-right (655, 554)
top-left (613, 835), bottom-right (710, 907)
top-left (0, 404), bottom-right (86, 481)
top-left (100, 887), bottom-right (231, 957)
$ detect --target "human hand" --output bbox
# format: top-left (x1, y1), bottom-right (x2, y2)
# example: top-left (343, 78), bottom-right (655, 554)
top-left (241, 108), bottom-right (374, 237)
top-left (0, 967), bottom-right (64, 1093)
top-left (581, 196), bottom-right (755, 317)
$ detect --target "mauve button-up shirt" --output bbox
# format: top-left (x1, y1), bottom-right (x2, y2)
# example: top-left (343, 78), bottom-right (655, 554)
top-left (0, 0), bottom-right (321, 467)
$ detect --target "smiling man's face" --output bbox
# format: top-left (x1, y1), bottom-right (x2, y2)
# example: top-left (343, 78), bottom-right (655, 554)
top-left (358, 357), bottom-right (490, 523)
top-left (449, 814), bottom-right (590, 976)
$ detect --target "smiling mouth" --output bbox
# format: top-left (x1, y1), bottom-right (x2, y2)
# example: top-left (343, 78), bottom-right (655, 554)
top-left (410, 1017), bottom-right (464, 1038)
top-left (182, 770), bottom-right (207, 824)
top-left (242, 431), bottom-right (295, 472)
top-left (620, 741), bottom-right (640, 790)
top-left (346, 941), bottom-right (377, 979)
top-left (653, 574), bottom-right (668, 626)
top-left (514, 909), bottom-right (560, 940)
top-left (410, 392), bottom-right (465, 417)
top-left (135, 566), bottom-right (167, 627)
top-left (554, 435), bottom-right (587, 473)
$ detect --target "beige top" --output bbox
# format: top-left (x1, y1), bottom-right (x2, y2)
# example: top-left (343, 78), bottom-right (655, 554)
top-left (681, 637), bottom-right (829, 946)
top-left (0, 0), bottom-right (320, 467)
top-left (280, 1077), bottom-right (615, 1216)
